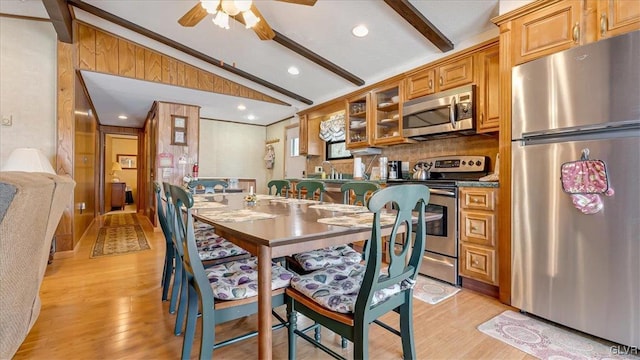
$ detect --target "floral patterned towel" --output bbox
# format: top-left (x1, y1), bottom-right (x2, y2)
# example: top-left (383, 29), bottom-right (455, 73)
top-left (308, 203), bottom-right (369, 214)
top-left (197, 209), bottom-right (277, 222)
top-left (317, 212), bottom-right (398, 228)
top-left (560, 151), bottom-right (615, 215)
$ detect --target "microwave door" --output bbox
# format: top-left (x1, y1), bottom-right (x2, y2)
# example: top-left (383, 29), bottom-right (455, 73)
top-left (403, 104), bottom-right (454, 137)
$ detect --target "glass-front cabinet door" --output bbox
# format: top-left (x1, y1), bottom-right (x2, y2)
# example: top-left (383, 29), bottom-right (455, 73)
top-left (372, 82), bottom-right (404, 146)
top-left (346, 93), bottom-right (371, 149)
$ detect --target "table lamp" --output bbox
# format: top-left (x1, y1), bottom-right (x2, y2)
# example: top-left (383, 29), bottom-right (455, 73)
top-left (1, 148), bottom-right (55, 173)
top-left (111, 162), bottom-right (122, 182)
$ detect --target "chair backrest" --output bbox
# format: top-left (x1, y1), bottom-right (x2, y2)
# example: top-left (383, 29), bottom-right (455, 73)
top-left (188, 179), bottom-right (228, 194)
top-left (168, 184), bottom-right (216, 311)
top-left (267, 179), bottom-right (290, 197)
top-left (295, 180), bottom-right (325, 201)
top-left (154, 182), bottom-right (172, 246)
top-left (163, 182), bottom-right (184, 259)
top-left (356, 184), bottom-right (429, 319)
top-left (340, 181), bottom-right (380, 205)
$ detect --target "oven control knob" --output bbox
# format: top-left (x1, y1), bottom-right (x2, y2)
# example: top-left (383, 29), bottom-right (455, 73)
top-left (462, 161), bottom-right (466, 165)
top-left (469, 161), bottom-right (475, 166)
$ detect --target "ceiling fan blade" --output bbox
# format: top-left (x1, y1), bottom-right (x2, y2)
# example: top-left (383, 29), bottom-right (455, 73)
top-left (275, 0), bottom-right (317, 5)
top-left (178, 3), bottom-right (208, 27)
top-left (235, 4), bottom-right (275, 40)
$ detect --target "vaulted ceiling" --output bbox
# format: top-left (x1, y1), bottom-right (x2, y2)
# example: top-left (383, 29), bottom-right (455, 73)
top-left (1, 0), bottom-right (500, 127)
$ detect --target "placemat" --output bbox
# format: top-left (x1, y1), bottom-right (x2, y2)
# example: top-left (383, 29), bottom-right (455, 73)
top-left (317, 212), bottom-right (397, 228)
top-left (269, 198), bottom-right (320, 205)
top-left (191, 201), bottom-right (228, 209)
top-left (309, 203), bottom-right (369, 213)
top-left (255, 194), bottom-right (284, 201)
top-left (197, 209), bottom-right (277, 222)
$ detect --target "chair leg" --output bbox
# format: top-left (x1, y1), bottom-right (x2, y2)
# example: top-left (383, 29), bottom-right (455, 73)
top-left (169, 256), bottom-right (182, 314)
top-left (341, 337), bottom-right (348, 349)
top-left (399, 301), bottom-right (416, 360)
top-left (199, 304), bottom-right (215, 360)
top-left (353, 322), bottom-right (369, 360)
top-left (174, 270), bottom-right (188, 336)
top-left (162, 250), bottom-right (174, 301)
top-left (314, 325), bottom-right (321, 342)
top-left (287, 304), bottom-right (298, 360)
top-left (181, 284), bottom-right (199, 360)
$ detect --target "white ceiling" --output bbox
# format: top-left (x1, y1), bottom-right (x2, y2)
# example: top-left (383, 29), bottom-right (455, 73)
top-left (2, 0), bottom-right (501, 128)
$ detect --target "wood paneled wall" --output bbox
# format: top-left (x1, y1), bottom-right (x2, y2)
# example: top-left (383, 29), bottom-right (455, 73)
top-left (75, 22), bottom-right (288, 106)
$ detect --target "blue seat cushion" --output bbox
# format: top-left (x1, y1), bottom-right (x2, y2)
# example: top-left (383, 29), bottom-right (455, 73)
top-left (293, 245), bottom-right (362, 271)
top-left (290, 263), bottom-right (415, 314)
top-left (206, 257), bottom-right (294, 300)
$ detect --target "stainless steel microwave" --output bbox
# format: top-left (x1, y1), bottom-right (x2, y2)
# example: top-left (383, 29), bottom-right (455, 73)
top-left (402, 85), bottom-right (475, 140)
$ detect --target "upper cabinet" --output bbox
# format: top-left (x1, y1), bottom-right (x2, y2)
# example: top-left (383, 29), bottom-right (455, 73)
top-left (511, 1), bottom-right (583, 65)
top-left (597, 0), bottom-right (640, 40)
top-left (346, 93), bottom-right (371, 149)
top-left (476, 45), bottom-right (500, 133)
top-left (299, 113), bottom-right (321, 156)
top-left (372, 83), bottom-right (407, 146)
top-left (405, 55), bottom-right (474, 100)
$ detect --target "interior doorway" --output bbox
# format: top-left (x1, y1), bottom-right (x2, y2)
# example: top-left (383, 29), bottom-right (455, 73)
top-left (285, 125), bottom-right (306, 179)
top-left (103, 133), bottom-right (139, 214)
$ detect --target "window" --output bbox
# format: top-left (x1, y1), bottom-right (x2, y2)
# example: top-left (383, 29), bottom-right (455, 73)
top-left (290, 137), bottom-right (300, 157)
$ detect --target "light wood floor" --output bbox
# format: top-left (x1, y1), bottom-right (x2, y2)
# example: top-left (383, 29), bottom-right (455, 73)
top-left (15, 213), bottom-right (534, 359)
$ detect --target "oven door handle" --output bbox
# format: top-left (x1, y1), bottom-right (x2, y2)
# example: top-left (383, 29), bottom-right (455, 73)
top-left (429, 188), bottom-right (456, 197)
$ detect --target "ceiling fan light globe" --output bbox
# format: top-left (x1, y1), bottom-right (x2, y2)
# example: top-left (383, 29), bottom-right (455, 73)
top-left (243, 10), bottom-right (260, 29)
top-left (200, 0), bottom-right (220, 14)
top-left (213, 11), bottom-right (230, 29)
top-left (234, 0), bottom-right (252, 13)
top-left (221, 0), bottom-right (240, 16)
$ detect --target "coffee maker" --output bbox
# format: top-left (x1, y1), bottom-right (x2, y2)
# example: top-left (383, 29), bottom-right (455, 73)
top-left (388, 161), bottom-right (403, 180)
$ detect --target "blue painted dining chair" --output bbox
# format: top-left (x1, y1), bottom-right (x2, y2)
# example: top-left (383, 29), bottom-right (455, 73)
top-left (159, 182), bottom-right (249, 337)
top-left (168, 184), bottom-right (294, 360)
top-left (267, 179), bottom-right (291, 197)
top-left (154, 182), bottom-right (174, 303)
top-left (340, 181), bottom-right (380, 206)
top-left (188, 179), bottom-right (228, 194)
top-left (286, 184), bottom-right (430, 360)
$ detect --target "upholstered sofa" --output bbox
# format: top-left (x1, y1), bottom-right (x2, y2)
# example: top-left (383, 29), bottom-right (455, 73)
top-left (0, 172), bottom-right (75, 359)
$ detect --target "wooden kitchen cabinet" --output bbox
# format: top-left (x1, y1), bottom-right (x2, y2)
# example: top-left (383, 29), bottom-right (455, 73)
top-left (299, 114), bottom-right (321, 156)
top-left (596, 0), bottom-right (640, 40)
top-left (372, 82), bottom-right (410, 146)
top-left (459, 187), bottom-right (498, 285)
top-left (346, 93), bottom-right (371, 149)
top-left (476, 45), bottom-right (500, 133)
top-left (511, 1), bottom-right (583, 65)
top-left (111, 182), bottom-right (126, 211)
top-left (405, 55), bottom-right (474, 100)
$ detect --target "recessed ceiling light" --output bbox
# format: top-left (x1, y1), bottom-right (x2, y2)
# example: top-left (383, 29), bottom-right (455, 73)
top-left (288, 66), bottom-right (300, 75)
top-left (352, 24), bottom-right (369, 38)
top-left (237, 104), bottom-right (246, 111)
top-left (118, 115), bottom-right (128, 120)
top-left (247, 114), bottom-right (256, 120)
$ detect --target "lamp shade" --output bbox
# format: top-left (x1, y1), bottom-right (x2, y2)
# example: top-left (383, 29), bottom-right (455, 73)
top-left (111, 162), bottom-right (123, 172)
top-left (1, 148), bottom-right (55, 174)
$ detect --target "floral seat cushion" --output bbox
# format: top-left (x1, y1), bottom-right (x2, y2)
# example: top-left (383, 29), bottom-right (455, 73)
top-left (290, 263), bottom-right (415, 314)
top-left (293, 245), bottom-right (362, 271)
top-left (206, 257), bottom-right (294, 300)
top-left (193, 221), bottom-right (248, 260)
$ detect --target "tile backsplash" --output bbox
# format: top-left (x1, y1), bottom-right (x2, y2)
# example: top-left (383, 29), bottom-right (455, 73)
top-left (308, 134), bottom-right (499, 178)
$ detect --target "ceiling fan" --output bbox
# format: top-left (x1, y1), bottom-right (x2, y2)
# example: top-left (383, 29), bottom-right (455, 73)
top-left (178, 0), bottom-right (317, 40)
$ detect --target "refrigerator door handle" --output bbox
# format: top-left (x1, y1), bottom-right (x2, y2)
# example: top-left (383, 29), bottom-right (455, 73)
top-left (521, 120), bottom-right (640, 140)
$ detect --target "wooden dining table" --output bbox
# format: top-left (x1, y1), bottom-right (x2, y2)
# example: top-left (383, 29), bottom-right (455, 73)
top-left (191, 193), bottom-right (442, 360)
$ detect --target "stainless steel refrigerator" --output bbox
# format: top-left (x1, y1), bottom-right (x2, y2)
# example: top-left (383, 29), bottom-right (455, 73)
top-left (511, 31), bottom-right (640, 347)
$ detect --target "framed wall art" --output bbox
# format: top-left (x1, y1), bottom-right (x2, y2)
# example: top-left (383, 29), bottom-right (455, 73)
top-left (117, 154), bottom-right (137, 169)
top-left (171, 115), bottom-right (188, 146)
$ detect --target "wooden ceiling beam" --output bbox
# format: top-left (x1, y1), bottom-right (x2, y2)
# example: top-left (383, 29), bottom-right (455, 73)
top-left (42, 0), bottom-right (73, 43)
top-left (384, 0), bottom-right (454, 52)
top-left (66, 0), bottom-right (313, 105)
top-left (272, 31), bottom-right (365, 86)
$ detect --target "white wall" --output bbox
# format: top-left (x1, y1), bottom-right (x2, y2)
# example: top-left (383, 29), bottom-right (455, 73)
top-left (0, 17), bottom-right (57, 167)
top-left (199, 119), bottom-right (268, 193)
top-left (499, 0), bottom-right (535, 15)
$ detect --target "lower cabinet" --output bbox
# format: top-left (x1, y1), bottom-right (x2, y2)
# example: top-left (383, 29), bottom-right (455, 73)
top-left (111, 182), bottom-right (126, 211)
top-left (459, 187), bottom-right (498, 286)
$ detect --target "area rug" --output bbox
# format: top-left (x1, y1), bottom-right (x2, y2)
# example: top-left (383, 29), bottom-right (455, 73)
top-left (91, 224), bottom-right (150, 258)
top-left (412, 275), bottom-right (460, 305)
top-left (103, 213), bottom-right (139, 227)
top-left (478, 310), bottom-right (637, 359)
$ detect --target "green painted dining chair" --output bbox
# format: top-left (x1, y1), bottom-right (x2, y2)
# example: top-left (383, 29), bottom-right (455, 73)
top-left (286, 184), bottom-right (430, 360)
top-left (341, 181), bottom-right (380, 206)
top-left (154, 182), bottom-right (174, 303)
top-left (188, 179), bottom-right (228, 194)
top-left (295, 180), bottom-right (325, 201)
top-left (168, 184), bottom-right (293, 360)
top-left (267, 179), bottom-right (291, 197)
top-left (161, 182), bottom-right (249, 337)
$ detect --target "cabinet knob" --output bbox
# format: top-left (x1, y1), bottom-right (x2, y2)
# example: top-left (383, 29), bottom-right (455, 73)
top-left (428, 79), bottom-right (433, 89)
top-left (473, 198), bottom-right (479, 203)
top-left (600, 13), bottom-right (607, 37)
top-left (471, 226), bottom-right (478, 231)
top-left (439, 76), bottom-right (443, 86)
top-left (472, 259), bottom-right (479, 265)
top-left (572, 22), bottom-right (580, 43)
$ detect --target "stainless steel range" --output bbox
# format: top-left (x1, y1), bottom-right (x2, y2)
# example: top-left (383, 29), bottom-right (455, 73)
top-left (387, 155), bottom-right (489, 285)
